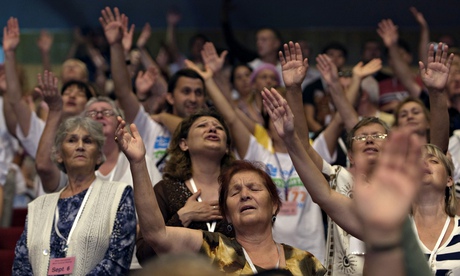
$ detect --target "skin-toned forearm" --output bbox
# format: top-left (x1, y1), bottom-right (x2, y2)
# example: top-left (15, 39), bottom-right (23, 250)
top-left (4, 51), bottom-right (32, 136)
top-left (284, 132), bottom-right (362, 238)
top-left (111, 42), bottom-right (140, 122)
top-left (157, 113), bottom-right (182, 134)
top-left (429, 91), bottom-right (449, 153)
top-left (35, 109), bottom-right (62, 193)
top-left (130, 159), bottom-right (169, 252)
top-left (205, 78), bottom-right (250, 157)
top-left (322, 113), bottom-right (345, 158)
top-left (328, 80), bottom-right (359, 132)
top-left (3, 94), bottom-right (18, 136)
top-left (388, 45), bottom-right (421, 97)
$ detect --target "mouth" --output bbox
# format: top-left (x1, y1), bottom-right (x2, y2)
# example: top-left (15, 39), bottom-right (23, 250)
top-left (240, 205), bottom-right (256, 213)
top-left (363, 147), bottom-right (379, 153)
top-left (206, 134), bottom-right (220, 141)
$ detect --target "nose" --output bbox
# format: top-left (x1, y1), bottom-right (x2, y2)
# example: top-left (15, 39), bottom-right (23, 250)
top-left (188, 92), bottom-right (197, 103)
top-left (209, 125), bottom-right (217, 133)
top-left (76, 139), bottom-right (84, 151)
top-left (240, 188), bottom-right (251, 201)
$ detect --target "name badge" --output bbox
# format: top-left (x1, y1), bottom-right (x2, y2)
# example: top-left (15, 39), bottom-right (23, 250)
top-left (48, 256), bottom-right (75, 275)
top-left (278, 201), bottom-right (297, 216)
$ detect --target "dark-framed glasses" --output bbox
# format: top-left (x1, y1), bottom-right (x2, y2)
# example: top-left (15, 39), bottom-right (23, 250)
top-left (85, 109), bottom-right (115, 118)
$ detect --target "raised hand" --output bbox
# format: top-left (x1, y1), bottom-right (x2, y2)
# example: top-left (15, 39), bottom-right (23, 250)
top-left (135, 66), bottom-right (158, 98)
top-left (352, 58), bottom-right (382, 79)
top-left (3, 17), bottom-right (20, 52)
top-left (121, 14), bottom-right (135, 54)
top-left (316, 54), bottom-right (339, 85)
top-left (353, 129), bottom-right (422, 234)
top-left (410, 7), bottom-right (428, 28)
top-left (279, 41), bottom-right (309, 87)
top-left (261, 87), bottom-right (294, 140)
top-left (99, 7), bottom-right (123, 45)
top-left (184, 59), bottom-right (213, 80)
top-left (201, 42), bottom-right (228, 74)
top-left (377, 19), bottom-right (399, 48)
top-left (166, 8), bottom-right (181, 26)
top-left (37, 30), bottom-right (53, 53)
top-left (116, 117), bottom-right (146, 164)
top-left (136, 23), bottom-right (151, 49)
top-left (35, 71), bottom-right (61, 111)
top-left (419, 42), bottom-right (454, 92)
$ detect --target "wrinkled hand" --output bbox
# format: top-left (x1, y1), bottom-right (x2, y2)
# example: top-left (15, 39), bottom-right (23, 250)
top-left (35, 71), bottom-right (61, 111)
top-left (178, 190), bottom-right (222, 226)
top-left (261, 87), bottom-right (294, 140)
top-left (99, 7), bottom-right (123, 45)
top-left (353, 129), bottom-right (422, 232)
top-left (352, 58), bottom-right (382, 79)
top-left (37, 30), bottom-right (53, 53)
top-left (116, 117), bottom-right (146, 163)
top-left (410, 7), bottom-right (427, 28)
top-left (280, 41), bottom-right (308, 87)
top-left (136, 23), bottom-right (151, 49)
top-left (201, 42), bottom-right (228, 74)
top-left (3, 17), bottom-right (20, 52)
top-left (121, 14), bottom-right (135, 53)
top-left (184, 59), bottom-right (213, 80)
top-left (135, 66), bottom-right (158, 97)
top-left (316, 54), bottom-right (339, 85)
top-left (377, 19), bottom-right (398, 48)
top-left (419, 42), bottom-right (454, 92)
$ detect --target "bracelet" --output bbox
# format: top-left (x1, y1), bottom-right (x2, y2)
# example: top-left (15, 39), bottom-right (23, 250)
top-left (366, 240), bottom-right (402, 253)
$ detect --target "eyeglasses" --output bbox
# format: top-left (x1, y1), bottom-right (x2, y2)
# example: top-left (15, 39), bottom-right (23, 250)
top-left (85, 109), bottom-right (115, 118)
top-left (351, 133), bottom-right (388, 142)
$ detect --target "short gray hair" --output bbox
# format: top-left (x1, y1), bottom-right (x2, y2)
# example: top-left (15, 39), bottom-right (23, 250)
top-left (51, 116), bottom-right (106, 173)
top-left (84, 96), bottom-right (124, 119)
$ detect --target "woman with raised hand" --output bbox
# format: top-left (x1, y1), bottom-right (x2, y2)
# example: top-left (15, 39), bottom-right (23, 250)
top-left (116, 116), bottom-right (325, 275)
top-left (135, 108), bottom-right (235, 265)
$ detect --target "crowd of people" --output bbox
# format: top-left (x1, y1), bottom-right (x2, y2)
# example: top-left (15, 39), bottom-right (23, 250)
top-left (1, 2), bottom-right (460, 276)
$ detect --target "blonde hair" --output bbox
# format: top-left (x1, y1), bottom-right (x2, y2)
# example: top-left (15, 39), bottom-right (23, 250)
top-left (423, 144), bottom-right (457, 217)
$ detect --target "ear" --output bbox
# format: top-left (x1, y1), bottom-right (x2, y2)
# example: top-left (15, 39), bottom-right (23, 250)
top-left (96, 154), bottom-right (103, 166)
top-left (56, 152), bottom-right (63, 164)
top-left (165, 92), bottom-right (174, 106)
top-left (447, 176), bottom-right (454, 188)
top-left (179, 138), bottom-right (189, 152)
top-left (347, 150), bottom-right (355, 166)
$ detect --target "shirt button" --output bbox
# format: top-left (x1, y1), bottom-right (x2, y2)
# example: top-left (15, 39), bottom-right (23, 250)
top-left (43, 249), bottom-right (49, 256)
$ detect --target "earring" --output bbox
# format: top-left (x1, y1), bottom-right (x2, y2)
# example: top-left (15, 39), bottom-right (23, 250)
top-left (272, 215), bottom-right (276, 223)
top-left (227, 224), bottom-right (233, 232)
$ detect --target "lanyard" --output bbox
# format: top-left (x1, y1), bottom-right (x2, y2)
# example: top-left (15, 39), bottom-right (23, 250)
top-left (189, 178), bottom-right (216, 232)
top-left (242, 243), bottom-right (280, 274)
top-left (54, 185), bottom-right (93, 252)
top-left (412, 216), bottom-right (451, 271)
top-left (274, 153), bottom-right (294, 200)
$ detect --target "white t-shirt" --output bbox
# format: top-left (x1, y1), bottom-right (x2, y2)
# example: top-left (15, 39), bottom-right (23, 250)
top-left (133, 105), bottom-right (171, 172)
top-left (322, 160), bottom-right (364, 276)
top-left (243, 135), bottom-right (325, 263)
top-left (15, 111), bottom-right (45, 159)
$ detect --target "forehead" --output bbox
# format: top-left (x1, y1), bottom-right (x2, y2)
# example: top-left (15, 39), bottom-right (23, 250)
top-left (235, 66), bottom-right (251, 75)
top-left (229, 170), bottom-right (265, 187)
top-left (174, 76), bottom-right (204, 91)
top-left (326, 49), bottom-right (344, 57)
top-left (63, 84), bottom-right (85, 93)
top-left (400, 101), bottom-right (423, 111)
top-left (256, 69), bottom-right (276, 77)
top-left (66, 126), bottom-right (89, 137)
top-left (192, 116), bottom-right (222, 126)
top-left (355, 123), bottom-right (386, 135)
top-left (87, 101), bottom-right (113, 111)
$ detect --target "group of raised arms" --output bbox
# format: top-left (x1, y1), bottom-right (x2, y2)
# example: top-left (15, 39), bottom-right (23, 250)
top-left (1, 3), bottom-right (460, 276)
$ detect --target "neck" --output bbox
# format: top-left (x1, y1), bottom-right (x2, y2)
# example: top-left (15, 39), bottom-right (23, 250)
top-left (236, 227), bottom-right (275, 252)
top-left (273, 140), bottom-right (287, 153)
top-left (190, 157), bottom-right (222, 186)
top-left (65, 173), bottom-right (96, 196)
top-left (412, 191), bottom-right (447, 222)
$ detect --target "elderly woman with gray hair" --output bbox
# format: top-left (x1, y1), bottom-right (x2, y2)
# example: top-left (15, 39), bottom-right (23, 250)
top-left (13, 116), bottom-right (136, 275)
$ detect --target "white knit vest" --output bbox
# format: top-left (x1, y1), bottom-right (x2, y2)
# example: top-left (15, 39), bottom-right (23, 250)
top-left (27, 179), bottom-right (129, 275)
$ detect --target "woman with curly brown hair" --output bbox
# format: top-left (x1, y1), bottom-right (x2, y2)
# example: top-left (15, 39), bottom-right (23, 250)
top-left (136, 109), bottom-right (235, 265)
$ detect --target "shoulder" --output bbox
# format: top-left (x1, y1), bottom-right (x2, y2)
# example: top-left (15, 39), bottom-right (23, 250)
top-left (283, 244), bottom-right (326, 276)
